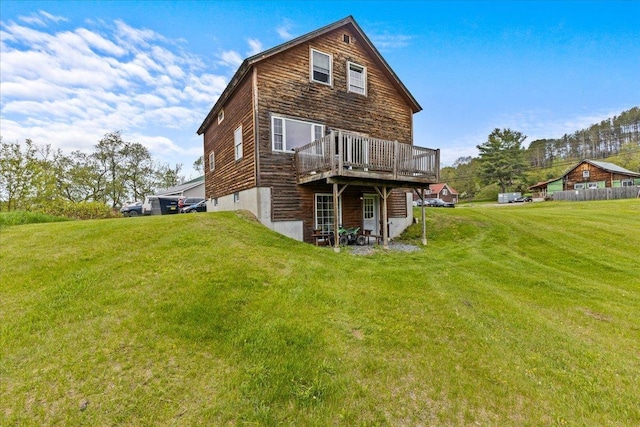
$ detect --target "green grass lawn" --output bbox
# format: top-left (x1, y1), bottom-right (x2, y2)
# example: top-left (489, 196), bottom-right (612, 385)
top-left (1, 201), bottom-right (639, 426)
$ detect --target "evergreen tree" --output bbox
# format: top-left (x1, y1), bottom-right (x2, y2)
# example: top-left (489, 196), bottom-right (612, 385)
top-left (477, 128), bottom-right (528, 193)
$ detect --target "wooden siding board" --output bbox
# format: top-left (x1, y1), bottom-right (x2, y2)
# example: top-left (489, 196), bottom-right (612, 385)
top-left (203, 76), bottom-right (256, 199)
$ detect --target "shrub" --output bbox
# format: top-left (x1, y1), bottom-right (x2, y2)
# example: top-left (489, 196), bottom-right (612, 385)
top-left (37, 200), bottom-right (119, 220)
top-left (474, 183), bottom-right (500, 202)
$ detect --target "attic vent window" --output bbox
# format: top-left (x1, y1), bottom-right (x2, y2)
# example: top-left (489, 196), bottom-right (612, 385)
top-left (583, 170), bottom-right (590, 179)
top-left (343, 34), bottom-right (350, 44)
top-left (218, 109), bottom-right (224, 124)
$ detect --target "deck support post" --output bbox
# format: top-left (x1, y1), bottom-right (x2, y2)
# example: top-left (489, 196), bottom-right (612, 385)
top-left (421, 187), bottom-right (427, 246)
top-left (333, 182), bottom-right (340, 253)
top-left (382, 185), bottom-right (389, 250)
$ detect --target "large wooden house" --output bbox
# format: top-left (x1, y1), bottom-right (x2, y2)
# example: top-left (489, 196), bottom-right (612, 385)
top-left (197, 16), bottom-right (440, 248)
top-left (529, 159), bottom-right (640, 197)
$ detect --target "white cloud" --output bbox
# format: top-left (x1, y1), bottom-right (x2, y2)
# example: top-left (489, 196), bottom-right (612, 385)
top-left (277, 20), bottom-right (294, 40)
top-left (370, 33), bottom-right (412, 50)
top-left (0, 13), bottom-right (228, 172)
top-left (247, 38), bottom-right (263, 56)
top-left (218, 50), bottom-right (243, 68)
top-left (18, 10), bottom-right (68, 26)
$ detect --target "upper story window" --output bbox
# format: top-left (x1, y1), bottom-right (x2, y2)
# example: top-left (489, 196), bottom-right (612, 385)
top-left (218, 109), bottom-right (224, 124)
top-left (311, 48), bottom-right (332, 85)
top-left (582, 170), bottom-right (590, 179)
top-left (272, 116), bottom-right (324, 152)
top-left (234, 126), bottom-right (243, 160)
top-left (209, 151), bottom-right (215, 172)
top-left (347, 62), bottom-right (366, 95)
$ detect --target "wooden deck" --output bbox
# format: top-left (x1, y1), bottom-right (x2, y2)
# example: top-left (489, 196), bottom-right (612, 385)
top-left (295, 130), bottom-right (439, 185)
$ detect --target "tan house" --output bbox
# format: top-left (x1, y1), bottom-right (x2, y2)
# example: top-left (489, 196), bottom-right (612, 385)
top-left (197, 16), bottom-right (439, 247)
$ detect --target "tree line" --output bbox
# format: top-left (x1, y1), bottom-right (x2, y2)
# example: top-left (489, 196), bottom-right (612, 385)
top-left (526, 107), bottom-right (640, 168)
top-left (0, 132), bottom-right (192, 211)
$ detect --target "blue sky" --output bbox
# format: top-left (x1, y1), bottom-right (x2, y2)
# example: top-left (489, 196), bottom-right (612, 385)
top-left (1, 1), bottom-right (638, 178)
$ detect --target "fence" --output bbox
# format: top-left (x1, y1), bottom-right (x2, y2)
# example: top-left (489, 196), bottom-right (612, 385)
top-left (553, 186), bottom-right (640, 201)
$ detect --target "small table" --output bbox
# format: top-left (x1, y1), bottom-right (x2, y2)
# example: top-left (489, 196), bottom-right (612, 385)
top-left (312, 229), bottom-right (331, 246)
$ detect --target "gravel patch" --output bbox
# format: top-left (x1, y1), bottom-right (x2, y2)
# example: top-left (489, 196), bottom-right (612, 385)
top-left (344, 241), bottom-right (422, 256)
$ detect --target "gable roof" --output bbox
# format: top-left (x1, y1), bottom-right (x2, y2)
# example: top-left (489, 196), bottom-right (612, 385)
top-left (430, 183), bottom-right (458, 195)
top-left (197, 15), bottom-right (422, 135)
top-left (579, 160), bottom-right (640, 177)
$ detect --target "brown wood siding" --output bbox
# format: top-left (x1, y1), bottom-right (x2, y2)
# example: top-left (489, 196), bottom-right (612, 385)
top-left (255, 27), bottom-right (415, 222)
top-left (203, 76), bottom-right (255, 199)
top-left (565, 162), bottom-right (636, 188)
top-left (389, 189), bottom-right (408, 218)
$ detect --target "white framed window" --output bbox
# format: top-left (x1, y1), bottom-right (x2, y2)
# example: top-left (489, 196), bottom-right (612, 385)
top-left (315, 193), bottom-right (342, 234)
top-left (218, 109), bottom-right (224, 124)
top-left (582, 170), bottom-right (590, 179)
top-left (234, 192), bottom-right (240, 203)
top-left (587, 182), bottom-right (598, 189)
top-left (213, 197), bottom-right (218, 206)
top-left (209, 151), bottom-right (215, 172)
top-left (310, 48), bottom-right (332, 85)
top-left (271, 116), bottom-right (324, 152)
top-left (363, 197), bottom-right (374, 220)
top-left (621, 179), bottom-right (633, 187)
top-left (442, 189), bottom-right (449, 196)
top-left (234, 125), bottom-right (243, 160)
top-left (574, 183), bottom-right (585, 189)
top-left (347, 61), bottom-right (366, 95)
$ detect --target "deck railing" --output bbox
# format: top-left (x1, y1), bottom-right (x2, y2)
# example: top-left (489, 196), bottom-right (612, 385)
top-left (295, 130), bottom-right (439, 183)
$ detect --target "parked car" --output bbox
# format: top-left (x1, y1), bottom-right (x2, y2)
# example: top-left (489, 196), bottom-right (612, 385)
top-left (425, 198), bottom-right (455, 208)
top-left (181, 200), bottom-right (207, 213)
top-left (120, 201), bottom-right (142, 217)
top-left (178, 197), bottom-right (204, 210)
top-left (509, 196), bottom-right (533, 203)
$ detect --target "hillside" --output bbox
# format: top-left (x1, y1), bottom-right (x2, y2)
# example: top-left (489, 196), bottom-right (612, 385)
top-left (2, 202), bottom-right (639, 425)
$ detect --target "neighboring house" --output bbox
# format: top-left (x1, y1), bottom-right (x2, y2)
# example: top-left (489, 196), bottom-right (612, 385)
top-left (529, 160), bottom-right (640, 197)
top-left (156, 176), bottom-right (205, 198)
top-left (424, 183), bottom-right (458, 204)
top-left (197, 16), bottom-right (440, 247)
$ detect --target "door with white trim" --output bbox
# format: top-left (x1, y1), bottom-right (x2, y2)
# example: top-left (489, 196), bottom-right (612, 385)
top-left (362, 195), bottom-right (379, 234)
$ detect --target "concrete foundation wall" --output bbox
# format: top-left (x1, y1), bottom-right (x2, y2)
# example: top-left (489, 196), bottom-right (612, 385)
top-left (206, 187), bottom-right (303, 241)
